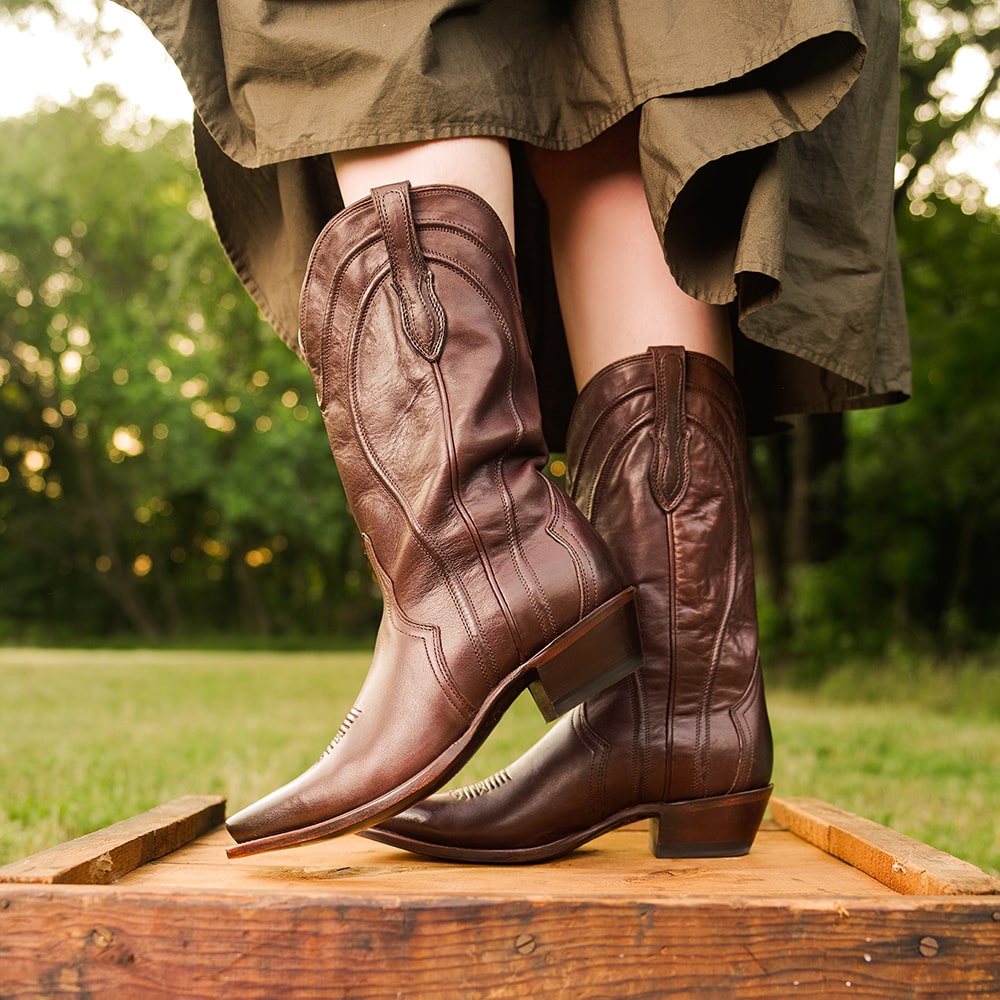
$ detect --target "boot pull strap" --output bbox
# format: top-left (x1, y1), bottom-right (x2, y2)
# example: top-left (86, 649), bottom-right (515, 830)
top-left (371, 182), bottom-right (447, 362)
top-left (649, 346), bottom-right (690, 512)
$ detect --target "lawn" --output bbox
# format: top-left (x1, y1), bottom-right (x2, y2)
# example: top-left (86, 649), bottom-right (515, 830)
top-left (1, 647), bottom-right (997, 876)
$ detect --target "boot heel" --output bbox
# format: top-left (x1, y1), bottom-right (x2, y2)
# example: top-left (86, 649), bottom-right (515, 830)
top-left (648, 786), bottom-right (773, 858)
top-left (526, 587), bottom-right (641, 722)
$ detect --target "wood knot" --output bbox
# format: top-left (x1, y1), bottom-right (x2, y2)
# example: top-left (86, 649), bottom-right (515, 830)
top-left (91, 927), bottom-right (115, 949)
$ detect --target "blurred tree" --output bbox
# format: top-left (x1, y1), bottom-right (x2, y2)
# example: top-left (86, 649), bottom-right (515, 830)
top-left (897, 0), bottom-right (1000, 214)
top-left (774, 198), bottom-right (1000, 664)
top-left (754, 0), bottom-right (1000, 657)
top-left (0, 95), bottom-right (377, 640)
top-left (1, 0), bottom-right (118, 59)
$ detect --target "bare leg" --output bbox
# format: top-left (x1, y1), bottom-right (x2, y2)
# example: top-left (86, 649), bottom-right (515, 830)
top-left (333, 136), bottom-right (516, 247)
top-left (527, 113), bottom-right (732, 389)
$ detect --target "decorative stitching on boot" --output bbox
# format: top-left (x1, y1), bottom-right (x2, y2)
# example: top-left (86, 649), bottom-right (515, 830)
top-left (573, 705), bottom-right (612, 822)
top-left (362, 532), bottom-right (477, 722)
top-left (320, 706), bottom-right (363, 759)
top-left (650, 346), bottom-right (691, 513)
top-left (543, 483), bottom-right (594, 620)
top-left (728, 655), bottom-right (764, 792)
top-left (431, 246), bottom-right (557, 648)
top-left (688, 412), bottom-right (740, 798)
top-left (372, 182), bottom-right (447, 362)
top-left (448, 769), bottom-right (513, 800)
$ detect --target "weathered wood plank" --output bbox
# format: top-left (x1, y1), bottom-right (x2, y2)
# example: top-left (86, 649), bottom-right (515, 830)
top-left (770, 797), bottom-right (1000, 897)
top-left (0, 796), bottom-right (226, 885)
top-left (2, 796), bottom-right (999, 996)
top-left (120, 823), bottom-right (896, 900)
top-left (1, 885), bottom-right (998, 998)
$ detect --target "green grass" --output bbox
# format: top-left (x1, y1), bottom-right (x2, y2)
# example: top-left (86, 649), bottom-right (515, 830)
top-left (1, 648), bottom-right (998, 877)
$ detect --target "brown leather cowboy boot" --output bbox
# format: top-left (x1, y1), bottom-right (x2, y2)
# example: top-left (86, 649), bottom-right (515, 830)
top-left (225, 183), bottom-right (641, 858)
top-left (364, 346), bottom-right (772, 862)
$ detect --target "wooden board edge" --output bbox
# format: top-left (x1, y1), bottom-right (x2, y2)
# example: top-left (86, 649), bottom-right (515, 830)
top-left (770, 796), bottom-right (1000, 897)
top-left (3, 887), bottom-right (1000, 997)
top-left (0, 795), bottom-right (226, 886)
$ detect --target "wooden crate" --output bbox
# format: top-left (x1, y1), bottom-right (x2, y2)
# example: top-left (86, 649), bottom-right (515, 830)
top-left (2, 795), bottom-right (998, 998)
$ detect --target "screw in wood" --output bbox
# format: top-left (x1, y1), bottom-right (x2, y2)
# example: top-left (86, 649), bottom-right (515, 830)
top-left (514, 934), bottom-right (536, 955)
top-left (918, 936), bottom-right (939, 958)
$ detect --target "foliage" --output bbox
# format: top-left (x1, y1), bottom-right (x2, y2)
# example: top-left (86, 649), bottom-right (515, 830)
top-left (897, 0), bottom-right (1000, 214)
top-left (0, 95), bottom-right (379, 640)
top-left (764, 199), bottom-right (1000, 667)
top-left (757, 0), bottom-right (1000, 666)
top-left (0, 0), bottom-right (118, 61)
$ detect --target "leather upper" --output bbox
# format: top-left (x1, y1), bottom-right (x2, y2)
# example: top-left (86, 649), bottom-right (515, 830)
top-left (226, 183), bottom-right (627, 846)
top-left (372, 347), bottom-right (772, 851)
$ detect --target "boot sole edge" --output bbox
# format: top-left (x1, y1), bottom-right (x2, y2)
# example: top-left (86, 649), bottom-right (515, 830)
top-left (359, 785), bottom-right (774, 865)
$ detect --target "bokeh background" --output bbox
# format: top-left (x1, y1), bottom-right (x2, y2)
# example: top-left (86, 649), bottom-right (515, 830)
top-left (2, 0), bottom-right (999, 671)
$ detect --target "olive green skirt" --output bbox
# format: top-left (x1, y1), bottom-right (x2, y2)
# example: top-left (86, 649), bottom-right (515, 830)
top-left (120, 0), bottom-right (909, 441)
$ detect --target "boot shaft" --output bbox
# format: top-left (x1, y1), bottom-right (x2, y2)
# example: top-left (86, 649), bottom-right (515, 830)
top-left (567, 346), bottom-right (772, 801)
top-left (298, 182), bottom-right (625, 686)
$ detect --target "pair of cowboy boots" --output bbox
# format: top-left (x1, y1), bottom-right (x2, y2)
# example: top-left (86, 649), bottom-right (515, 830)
top-left (226, 181), bottom-right (771, 862)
